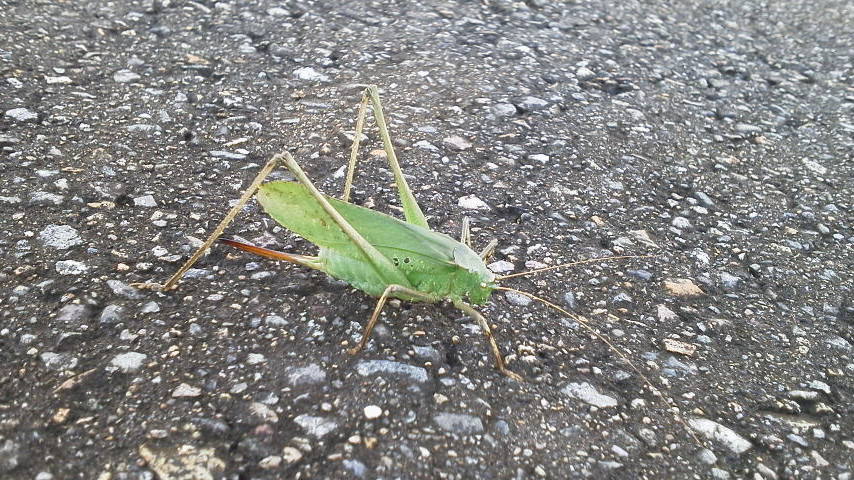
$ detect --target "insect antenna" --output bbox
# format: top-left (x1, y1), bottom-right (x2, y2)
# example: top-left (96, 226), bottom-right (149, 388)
top-left (493, 285), bottom-right (703, 446)
top-left (496, 254), bottom-right (658, 281)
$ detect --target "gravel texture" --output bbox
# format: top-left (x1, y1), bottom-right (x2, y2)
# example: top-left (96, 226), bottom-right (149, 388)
top-left (1, 0), bottom-right (852, 479)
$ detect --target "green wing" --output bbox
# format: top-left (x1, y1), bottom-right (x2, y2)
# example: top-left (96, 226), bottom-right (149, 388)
top-left (256, 181), bottom-right (491, 298)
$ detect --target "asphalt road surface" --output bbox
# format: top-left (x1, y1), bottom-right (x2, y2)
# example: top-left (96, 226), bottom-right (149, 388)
top-left (1, 0), bottom-right (852, 479)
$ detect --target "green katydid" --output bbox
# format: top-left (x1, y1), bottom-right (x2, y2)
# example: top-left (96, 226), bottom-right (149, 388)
top-left (138, 85), bottom-right (659, 388)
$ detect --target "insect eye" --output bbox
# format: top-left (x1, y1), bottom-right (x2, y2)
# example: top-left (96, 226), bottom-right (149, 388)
top-left (403, 257), bottom-right (411, 264)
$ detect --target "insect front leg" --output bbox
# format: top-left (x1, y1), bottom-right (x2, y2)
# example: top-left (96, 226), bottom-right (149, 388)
top-left (453, 300), bottom-right (523, 382)
top-left (348, 284), bottom-right (438, 355)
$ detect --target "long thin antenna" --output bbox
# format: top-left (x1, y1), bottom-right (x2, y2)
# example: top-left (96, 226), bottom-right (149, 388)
top-left (494, 286), bottom-right (703, 446)
top-left (496, 255), bottom-right (658, 281)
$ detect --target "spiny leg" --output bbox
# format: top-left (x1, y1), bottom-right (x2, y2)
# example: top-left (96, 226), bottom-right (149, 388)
top-left (280, 152), bottom-right (411, 288)
top-left (460, 216), bottom-right (471, 246)
top-left (365, 85), bottom-right (429, 228)
top-left (341, 90), bottom-right (370, 202)
top-left (453, 300), bottom-right (523, 382)
top-left (133, 154), bottom-right (281, 291)
top-left (479, 239), bottom-right (498, 260)
top-left (349, 284), bottom-right (437, 355)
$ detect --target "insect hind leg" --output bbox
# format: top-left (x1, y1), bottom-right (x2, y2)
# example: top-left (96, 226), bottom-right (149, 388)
top-left (348, 284), bottom-right (437, 355)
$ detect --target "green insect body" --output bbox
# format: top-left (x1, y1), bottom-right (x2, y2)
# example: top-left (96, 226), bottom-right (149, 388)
top-left (256, 181), bottom-right (496, 304)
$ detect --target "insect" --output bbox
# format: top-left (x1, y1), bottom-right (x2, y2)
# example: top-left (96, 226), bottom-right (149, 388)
top-left (136, 85), bottom-right (703, 446)
top-left (138, 85), bottom-right (650, 384)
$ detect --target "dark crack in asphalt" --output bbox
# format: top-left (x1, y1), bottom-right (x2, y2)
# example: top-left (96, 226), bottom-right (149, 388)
top-left (1, 0), bottom-right (852, 479)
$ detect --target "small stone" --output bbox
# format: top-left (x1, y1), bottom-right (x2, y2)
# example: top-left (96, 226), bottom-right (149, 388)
top-left (671, 216), bottom-right (692, 230)
top-left (99, 305), bottom-right (125, 324)
top-left (517, 96), bottom-right (549, 111)
top-left (528, 153), bottom-right (549, 163)
top-left (259, 456), bottom-right (282, 470)
top-left (433, 412), bottom-right (484, 435)
top-left (55, 260), bottom-right (88, 275)
top-left (282, 446), bottom-right (303, 464)
top-left (355, 360), bottom-right (428, 383)
top-left (293, 67), bottom-right (329, 82)
top-left (113, 70), bottom-right (141, 83)
top-left (457, 195), bottom-right (489, 210)
top-left (56, 304), bottom-right (90, 325)
top-left (30, 192), bottom-right (65, 206)
top-left (247, 353), bottom-right (266, 365)
top-left (491, 103), bottom-right (517, 116)
top-left (40, 352), bottom-right (79, 371)
top-left (140, 301), bottom-right (160, 313)
top-left (734, 123), bottom-right (762, 134)
top-left (364, 405), bottom-right (383, 420)
top-left (505, 290), bottom-right (532, 306)
top-left (45, 75), bottom-right (72, 85)
top-left (111, 352), bottom-right (147, 373)
top-left (133, 195), bottom-right (157, 207)
top-left (39, 224), bottom-right (82, 249)
top-left (343, 459), bottom-right (367, 477)
top-left (487, 260), bottom-right (514, 274)
top-left (294, 415), bottom-right (338, 438)
top-left (172, 383), bottom-right (202, 398)
top-left (0, 440), bottom-right (23, 473)
top-left (576, 66), bottom-right (596, 80)
top-left (250, 402), bottom-right (279, 424)
top-left (719, 272), bottom-right (741, 289)
top-left (138, 444), bottom-right (224, 480)
top-left (412, 345), bottom-right (441, 362)
top-left (286, 364), bottom-right (326, 385)
top-left (664, 279), bottom-right (704, 296)
top-left (265, 314), bottom-right (288, 327)
top-left (4, 107), bottom-right (37, 122)
top-left (562, 382), bottom-right (618, 408)
top-left (107, 280), bottom-right (144, 299)
top-left (443, 135), bottom-right (473, 151)
top-left (697, 448), bottom-right (717, 464)
top-left (688, 418), bottom-right (752, 454)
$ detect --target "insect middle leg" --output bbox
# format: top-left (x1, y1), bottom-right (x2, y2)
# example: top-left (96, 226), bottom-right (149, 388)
top-left (348, 284), bottom-right (437, 355)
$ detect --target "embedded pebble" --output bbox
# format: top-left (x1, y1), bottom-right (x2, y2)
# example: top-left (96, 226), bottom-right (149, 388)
top-left (55, 304), bottom-right (90, 325)
top-left (562, 382), bottom-right (618, 408)
top-left (286, 364), bottom-right (326, 385)
top-left (99, 305), bottom-right (125, 324)
top-left (688, 418), bottom-right (752, 454)
top-left (140, 301), bottom-right (160, 313)
top-left (39, 224), bottom-right (82, 249)
top-left (172, 383), bottom-right (202, 398)
top-left (111, 352), bottom-right (147, 373)
top-left (433, 412), bottom-right (484, 435)
top-left (133, 195), bottom-right (157, 208)
top-left (457, 195), bottom-right (489, 210)
top-left (487, 260), bottom-right (514, 274)
top-left (281, 446), bottom-right (303, 464)
top-left (264, 314), bottom-right (288, 327)
top-left (40, 352), bottom-right (79, 371)
top-left (113, 70), bottom-right (141, 83)
top-left (294, 415), bottom-right (338, 438)
top-left (55, 260), bottom-right (88, 275)
top-left (363, 405), bottom-right (383, 420)
top-left (355, 360), bottom-right (428, 383)
top-left (246, 353), bottom-right (266, 365)
top-left (504, 290), bottom-right (532, 306)
top-left (30, 192), bottom-right (65, 206)
top-left (293, 67), bottom-right (329, 82)
top-left (5, 107), bottom-right (37, 122)
top-left (442, 135), bottom-right (473, 151)
top-left (517, 96), bottom-right (549, 111)
top-left (107, 280), bottom-right (144, 299)
top-left (491, 103), bottom-right (517, 116)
